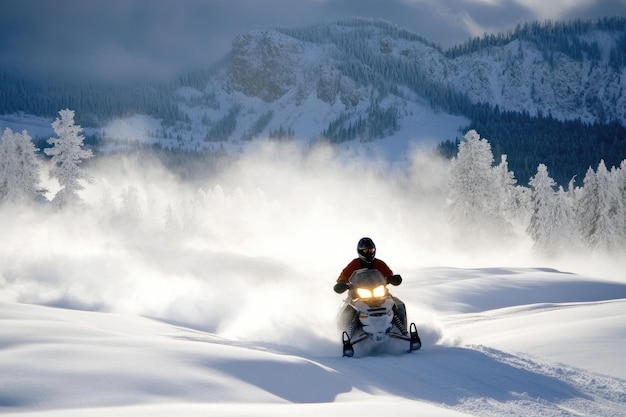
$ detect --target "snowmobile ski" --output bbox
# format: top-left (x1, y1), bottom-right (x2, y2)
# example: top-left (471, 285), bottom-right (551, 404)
top-left (342, 331), bottom-right (354, 357)
top-left (409, 322), bottom-right (421, 351)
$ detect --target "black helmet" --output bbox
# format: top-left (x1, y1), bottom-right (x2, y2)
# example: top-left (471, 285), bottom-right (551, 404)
top-left (357, 237), bottom-right (376, 263)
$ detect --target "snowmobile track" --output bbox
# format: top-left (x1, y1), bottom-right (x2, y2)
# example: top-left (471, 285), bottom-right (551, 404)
top-left (320, 343), bottom-right (626, 417)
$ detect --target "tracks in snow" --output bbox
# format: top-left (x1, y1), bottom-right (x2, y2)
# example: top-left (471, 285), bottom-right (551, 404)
top-left (313, 343), bottom-right (626, 417)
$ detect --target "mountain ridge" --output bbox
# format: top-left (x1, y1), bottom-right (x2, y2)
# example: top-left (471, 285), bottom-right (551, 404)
top-left (217, 17), bottom-right (626, 125)
top-left (2, 17), bottom-right (626, 184)
top-left (3, 17), bottom-right (626, 137)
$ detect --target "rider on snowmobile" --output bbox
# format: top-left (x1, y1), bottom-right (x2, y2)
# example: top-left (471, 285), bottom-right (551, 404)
top-left (334, 237), bottom-right (408, 337)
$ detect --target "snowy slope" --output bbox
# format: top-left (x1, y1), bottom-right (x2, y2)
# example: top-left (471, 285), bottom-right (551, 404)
top-left (1, 267), bottom-right (625, 417)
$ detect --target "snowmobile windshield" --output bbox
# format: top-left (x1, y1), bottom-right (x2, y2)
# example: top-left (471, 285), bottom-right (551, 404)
top-left (348, 268), bottom-right (386, 289)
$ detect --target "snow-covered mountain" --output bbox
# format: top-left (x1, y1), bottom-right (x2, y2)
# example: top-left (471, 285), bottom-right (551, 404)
top-left (163, 17), bottom-right (626, 153)
top-left (2, 17), bottom-right (625, 169)
top-left (169, 19), bottom-right (468, 156)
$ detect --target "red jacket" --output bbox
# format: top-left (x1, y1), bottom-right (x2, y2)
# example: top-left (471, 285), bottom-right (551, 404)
top-left (337, 258), bottom-right (393, 283)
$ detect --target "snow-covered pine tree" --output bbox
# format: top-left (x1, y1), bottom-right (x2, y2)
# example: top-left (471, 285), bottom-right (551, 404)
top-left (527, 163), bottom-right (580, 254)
top-left (577, 161), bottom-right (622, 251)
top-left (597, 161), bottom-right (623, 251)
top-left (0, 128), bottom-right (42, 205)
top-left (578, 166), bottom-right (599, 247)
top-left (527, 164), bottom-right (557, 252)
top-left (494, 154), bottom-right (531, 229)
top-left (615, 160), bottom-right (626, 244)
top-left (44, 109), bottom-right (93, 207)
top-left (446, 130), bottom-right (511, 245)
top-left (553, 185), bottom-right (581, 253)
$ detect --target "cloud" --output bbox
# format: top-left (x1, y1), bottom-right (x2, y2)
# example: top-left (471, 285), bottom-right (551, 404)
top-left (0, 0), bottom-right (624, 81)
top-left (513, 0), bottom-right (599, 19)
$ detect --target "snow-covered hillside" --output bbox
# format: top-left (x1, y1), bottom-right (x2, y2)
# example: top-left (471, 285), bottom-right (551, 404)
top-left (162, 18), bottom-right (626, 152)
top-left (2, 18), bottom-right (626, 165)
top-left (446, 35), bottom-right (625, 124)
top-left (170, 21), bottom-right (469, 155)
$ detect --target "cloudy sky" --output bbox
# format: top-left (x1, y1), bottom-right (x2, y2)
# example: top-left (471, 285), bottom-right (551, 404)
top-left (1, 0), bottom-right (625, 81)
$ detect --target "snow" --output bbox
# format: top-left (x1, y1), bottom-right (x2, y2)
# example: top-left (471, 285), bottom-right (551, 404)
top-left (1, 267), bottom-right (624, 417)
top-left (3, 21), bottom-right (625, 414)
top-left (1, 140), bottom-right (625, 417)
top-left (0, 114), bottom-right (56, 139)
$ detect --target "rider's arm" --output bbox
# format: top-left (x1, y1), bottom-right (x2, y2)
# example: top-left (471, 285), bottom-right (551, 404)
top-left (337, 259), bottom-right (361, 283)
top-left (375, 259), bottom-right (402, 285)
top-left (373, 259), bottom-right (393, 278)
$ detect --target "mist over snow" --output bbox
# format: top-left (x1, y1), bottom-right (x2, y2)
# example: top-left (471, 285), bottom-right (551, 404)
top-left (2, 138), bottom-right (622, 335)
top-left (2, 137), bottom-right (626, 416)
top-left (2, 141), bottom-right (455, 346)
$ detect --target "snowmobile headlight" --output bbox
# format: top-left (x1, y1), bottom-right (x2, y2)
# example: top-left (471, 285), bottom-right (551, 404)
top-left (355, 287), bottom-right (372, 298)
top-left (372, 285), bottom-right (386, 298)
top-left (356, 285), bottom-right (386, 299)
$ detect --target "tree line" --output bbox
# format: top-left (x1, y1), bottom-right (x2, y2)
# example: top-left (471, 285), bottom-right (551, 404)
top-left (3, 109), bottom-right (624, 257)
top-left (447, 130), bottom-right (626, 255)
top-left (438, 104), bottom-right (626, 187)
top-left (0, 72), bottom-right (185, 127)
top-left (444, 16), bottom-right (626, 71)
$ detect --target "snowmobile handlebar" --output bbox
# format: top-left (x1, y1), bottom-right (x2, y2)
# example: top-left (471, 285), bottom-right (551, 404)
top-left (334, 282), bottom-right (350, 293)
top-left (388, 274), bottom-right (402, 286)
top-left (333, 274), bottom-right (402, 294)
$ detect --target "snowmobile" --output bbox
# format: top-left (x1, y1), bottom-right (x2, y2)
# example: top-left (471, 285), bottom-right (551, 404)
top-left (335, 268), bottom-right (421, 357)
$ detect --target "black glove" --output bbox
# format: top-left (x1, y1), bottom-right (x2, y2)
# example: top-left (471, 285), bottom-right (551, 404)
top-left (387, 274), bottom-right (402, 286)
top-left (334, 282), bottom-right (350, 294)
